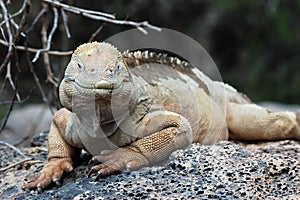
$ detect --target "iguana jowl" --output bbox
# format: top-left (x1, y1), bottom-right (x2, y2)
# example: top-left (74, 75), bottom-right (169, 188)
top-left (23, 42), bottom-right (300, 191)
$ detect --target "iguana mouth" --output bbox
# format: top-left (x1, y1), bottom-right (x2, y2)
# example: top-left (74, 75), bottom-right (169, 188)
top-left (95, 80), bottom-right (121, 90)
top-left (65, 77), bottom-right (121, 90)
top-left (65, 77), bottom-right (123, 95)
top-left (76, 81), bottom-right (120, 90)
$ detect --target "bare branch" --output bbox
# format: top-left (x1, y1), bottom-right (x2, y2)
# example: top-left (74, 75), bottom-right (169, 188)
top-left (0, 88), bottom-right (33, 105)
top-left (11, 0), bottom-right (29, 18)
top-left (0, 0), bottom-right (14, 74)
top-left (0, 157), bottom-right (32, 172)
top-left (0, 0), bottom-right (31, 73)
top-left (0, 42), bottom-right (23, 134)
top-left (0, 38), bottom-right (73, 55)
top-left (32, 4), bottom-right (59, 63)
top-left (5, 62), bottom-right (21, 101)
top-left (25, 41), bottom-right (55, 114)
top-left (10, 18), bottom-right (26, 37)
top-left (0, 0), bottom-right (27, 27)
top-left (88, 23), bottom-right (105, 43)
top-left (43, 0), bottom-right (116, 19)
top-left (0, 67), bottom-right (18, 133)
top-left (13, 0), bottom-right (31, 44)
top-left (25, 7), bottom-right (47, 33)
top-left (0, 141), bottom-right (32, 159)
top-left (60, 8), bottom-right (71, 38)
top-left (83, 13), bottom-right (161, 34)
top-left (0, 25), bottom-right (7, 41)
top-left (41, 5), bottom-right (59, 103)
top-left (43, 0), bottom-right (161, 34)
top-left (0, 141), bottom-right (33, 173)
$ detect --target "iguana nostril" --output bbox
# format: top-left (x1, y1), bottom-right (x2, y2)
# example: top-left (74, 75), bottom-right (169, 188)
top-left (89, 68), bottom-right (97, 74)
top-left (108, 68), bottom-right (114, 73)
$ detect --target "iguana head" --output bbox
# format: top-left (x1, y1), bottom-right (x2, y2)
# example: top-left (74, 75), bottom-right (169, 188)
top-left (59, 42), bottom-right (133, 112)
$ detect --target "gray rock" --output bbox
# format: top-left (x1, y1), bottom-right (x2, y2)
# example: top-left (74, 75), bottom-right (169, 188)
top-left (1, 140), bottom-right (299, 199)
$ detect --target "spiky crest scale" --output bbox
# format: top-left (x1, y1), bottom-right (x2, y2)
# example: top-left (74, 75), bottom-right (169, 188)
top-left (72, 41), bottom-right (121, 59)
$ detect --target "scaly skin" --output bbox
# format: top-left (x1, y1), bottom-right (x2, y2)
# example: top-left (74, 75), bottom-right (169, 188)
top-left (23, 42), bottom-right (300, 191)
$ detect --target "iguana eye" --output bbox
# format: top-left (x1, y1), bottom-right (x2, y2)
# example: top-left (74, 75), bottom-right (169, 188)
top-left (78, 62), bottom-right (85, 71)
top-left (115, 61), bottom-right (121, 72)
top-left (65, 77), bottom-right (75, 82)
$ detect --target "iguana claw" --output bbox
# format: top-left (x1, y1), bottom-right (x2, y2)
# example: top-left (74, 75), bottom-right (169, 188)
top-left (54, 180), bottom-right (61, 187)
top-left (87, 168), bottom-right (95, 178)
top-left (37, 186), bottom-right (43, 194)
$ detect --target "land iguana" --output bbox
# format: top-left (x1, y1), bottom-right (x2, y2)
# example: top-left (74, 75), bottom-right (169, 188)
top-left (23, 42), bottom-right (300, 191)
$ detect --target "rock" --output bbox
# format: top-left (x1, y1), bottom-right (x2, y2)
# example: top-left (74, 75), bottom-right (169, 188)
top-left (1, 139), bottom-right (299, 199)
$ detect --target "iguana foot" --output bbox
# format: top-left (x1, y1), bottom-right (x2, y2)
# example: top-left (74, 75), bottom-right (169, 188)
top-left (88, 147), bottom-right (149, 179)
top-left (22, 158), bottom-right (73, 192)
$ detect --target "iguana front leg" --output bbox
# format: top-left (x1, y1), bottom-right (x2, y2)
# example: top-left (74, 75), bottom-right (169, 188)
top-left (23, 108), bottom-right (80, 192)
top-left (88, 111), bottom-right (193, 177)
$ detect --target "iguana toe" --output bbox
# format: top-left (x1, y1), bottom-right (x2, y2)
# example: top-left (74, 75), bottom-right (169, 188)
top-left (22, 158), bottom-right (73, 191)
top-left (87, 147), bottom-right (149, 178)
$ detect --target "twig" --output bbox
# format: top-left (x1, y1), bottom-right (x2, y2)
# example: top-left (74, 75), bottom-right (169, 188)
top-left (25, 40), bottom-right (55, 114)
top-left (82, 13), bottom-right (161, 34)
top-left (43, 0), bottom-right (115, 19)
top-left (10, 18), bottom-right (26, 37)
top-left (0, 86), bottom-right (17, 133)
top-left (13, 0), bottom-right (31, 44)
top-left (1, 0), bottom-right (31, 101)
top-left (0, 38), bottom-right (73, 55)
top-left (0, 157), bottom-right (32, 172)
top-left (0, 46), bottom-right (22, 134)
top-left (0, 88), bottom-right (33, 105)
top-left (11, 0), bottom-right (29, 18)
top-left (32, 4), bottom-right (59, 63)
top-left (0, 49), bottom-right (20, 133)
top-left (25, 7), bottom-right (47, 33)
top-left (60, 8), bottom-right (71, 38)
top-left (41, 6), bottom-right (56, 86)
top-left (0, 141), bottom-right (31, 159)
top-left (0, 141), bottom-right (33, 173)
top-left (43, 0), bottom-right (161, 34)
top-left (24, 160), bottom-right (45, 165)
top-left (0, 25), bottom-right (7, 41)
top-left (0, 0), bottom-right (28, 27)
top-left (5, 62), bottom-right (21, 101)
top-left (41, 6), bottom-right (59, 102)
top-left (88, 23), bottom-right (105, 42)
top-left (32, 146), bottom-right (48, 152)
top-left (0, 0), bottom-right (31, 73)
top-left (0, 0), bottom-right (14, 74)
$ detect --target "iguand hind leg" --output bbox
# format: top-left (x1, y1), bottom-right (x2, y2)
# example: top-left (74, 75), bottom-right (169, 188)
top-left (227, 102), bottom-right (300, 140)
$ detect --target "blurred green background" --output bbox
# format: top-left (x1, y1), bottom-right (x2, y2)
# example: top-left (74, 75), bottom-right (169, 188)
top-left (1, 0), bottom-right (300, 107)
top-left (109, 0), bottom-right (300, 104)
